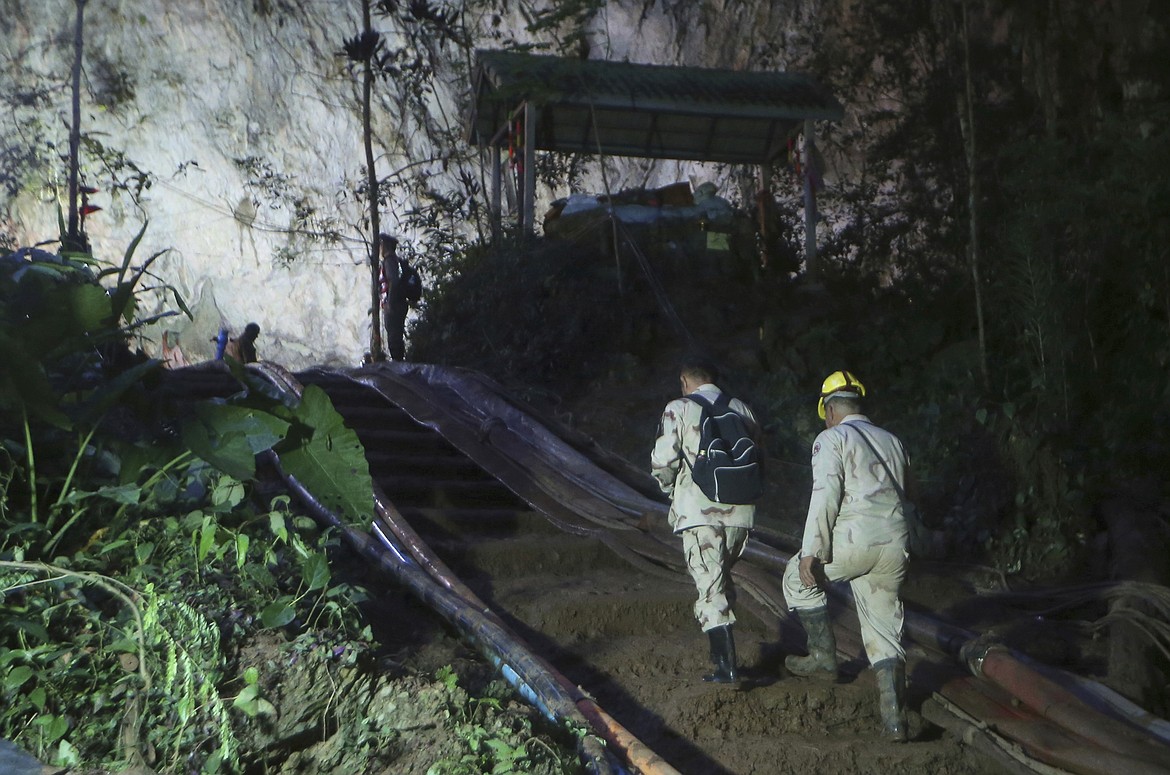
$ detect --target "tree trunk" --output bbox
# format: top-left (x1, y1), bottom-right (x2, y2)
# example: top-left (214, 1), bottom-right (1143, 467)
top-left (958, 0), bottom-right (989, 391)
top-left (362, 0), bottom-right (384, 362)
top-left (65, 0), bottom-right (86, 252)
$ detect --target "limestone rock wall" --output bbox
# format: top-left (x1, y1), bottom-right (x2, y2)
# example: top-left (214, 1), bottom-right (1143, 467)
top-left (3, 1), bottom-right (1162, 368)
top-left (3, 0), bottom-right (414, 368)
top-left (0, 1), bottom-right (837, 368)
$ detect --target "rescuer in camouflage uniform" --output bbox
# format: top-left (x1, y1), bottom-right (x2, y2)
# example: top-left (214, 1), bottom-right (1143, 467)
top-left (651, 360), bottom-right (758, 684)
top-left (782, 370), bottom-right (910, 741)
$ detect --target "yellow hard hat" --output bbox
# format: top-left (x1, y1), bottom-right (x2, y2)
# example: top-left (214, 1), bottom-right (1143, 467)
top-left (818, 370), bottom-right (866, 419)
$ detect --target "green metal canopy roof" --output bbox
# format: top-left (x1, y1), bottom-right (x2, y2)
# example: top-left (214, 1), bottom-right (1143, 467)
top-left (467, 49), bottom-right (845, 165)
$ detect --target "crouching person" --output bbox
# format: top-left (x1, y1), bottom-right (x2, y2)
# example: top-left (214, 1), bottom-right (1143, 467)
top-left (782, 370), bottom-right (910, 741)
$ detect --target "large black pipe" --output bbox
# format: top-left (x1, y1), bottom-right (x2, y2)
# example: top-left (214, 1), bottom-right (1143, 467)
top-left (265, 452), bottom-right (622, 775)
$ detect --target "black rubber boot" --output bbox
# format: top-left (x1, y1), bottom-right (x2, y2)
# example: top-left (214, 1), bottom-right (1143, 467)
top-left (784, 607), bottom-right (838, 678)
top-left (873, 658), bottom-right (908, 742)
top-left (702, 625), bottom-right (739, 683)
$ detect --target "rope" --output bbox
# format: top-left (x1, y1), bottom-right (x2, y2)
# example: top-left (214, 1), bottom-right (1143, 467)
top-left (536, 202), bottom-right (696, 349)
top-left (976, 581), bottom-right (1170, 662)
top-left (610, 216), bottom-right (696, 349)
top-left (569, 80), bottom-right (699, 351)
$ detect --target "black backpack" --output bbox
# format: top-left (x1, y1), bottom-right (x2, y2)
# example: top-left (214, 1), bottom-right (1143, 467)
top-left (683, 393), bottom-right (763, 504)
top-left (400, 262), bottom-right (422, 304)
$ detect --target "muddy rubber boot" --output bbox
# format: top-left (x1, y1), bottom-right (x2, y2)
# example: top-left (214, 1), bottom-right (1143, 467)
top-left (873, 658), bottom-right (908, 742)
top-left (702, 625), bottom-right (739, 683)
top-left (784, 607), bottom-right (838, 678)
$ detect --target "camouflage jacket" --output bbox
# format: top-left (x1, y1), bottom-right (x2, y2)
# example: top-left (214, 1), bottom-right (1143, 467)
top-left (650, 383), bottom-right (757, 533)
top-left (800, 415), bottom-right (909, 563)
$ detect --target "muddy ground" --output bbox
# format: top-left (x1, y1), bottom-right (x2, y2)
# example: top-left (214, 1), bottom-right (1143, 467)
top-left (254, 292), bottom-right (1074, 774)
top-left (357, 511), bottom-right (1009, 775)
top-left (335, 370), bottom-right (1016, 775)
top-left (211, 361), bottom-right (1059, 775)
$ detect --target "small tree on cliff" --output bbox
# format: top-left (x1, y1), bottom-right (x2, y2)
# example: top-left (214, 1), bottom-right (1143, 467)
top-left (341, 0), bottom-right (387, 361)
top-left (340, 0), bottom-right (475, 362)
top-left (61, 0), bottom-right (93, 255)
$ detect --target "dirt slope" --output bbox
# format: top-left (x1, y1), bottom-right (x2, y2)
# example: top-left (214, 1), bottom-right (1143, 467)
top-left (318, 368), bottom-right (1010, 775)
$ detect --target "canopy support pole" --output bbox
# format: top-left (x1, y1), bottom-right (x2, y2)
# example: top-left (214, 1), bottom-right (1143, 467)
top-left (491, 144), bottom-right (502, 240)
top-left (523, 101), bottom-right (536, 233)
top-left (802, 119), bottom-right (820, 281)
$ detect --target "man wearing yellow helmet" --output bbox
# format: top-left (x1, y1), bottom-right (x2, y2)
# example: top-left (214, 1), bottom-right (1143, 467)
top-left (782, 370), bottom-right (911, 741)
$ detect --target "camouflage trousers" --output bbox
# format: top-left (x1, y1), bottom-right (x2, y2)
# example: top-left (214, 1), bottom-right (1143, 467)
top-left (782, 533), bottom-right (908, 664)
top-left (680, 525), bottom-right (750, 632)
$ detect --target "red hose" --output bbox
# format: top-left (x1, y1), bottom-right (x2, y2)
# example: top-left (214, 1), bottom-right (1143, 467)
top-left (976, 646), bottom-right (1170, 771)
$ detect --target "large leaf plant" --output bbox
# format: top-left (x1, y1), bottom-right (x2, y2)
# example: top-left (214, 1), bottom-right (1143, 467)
top-left (0, 226), bottom-right (374, 772)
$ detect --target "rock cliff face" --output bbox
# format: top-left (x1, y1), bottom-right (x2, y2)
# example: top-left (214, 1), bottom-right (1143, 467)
top-left (0, 1), bottom-right (841, 367)
top-left (1, 1), bottom-right (1164, 367)
top-left (4, 1), bottom-right (378, 366)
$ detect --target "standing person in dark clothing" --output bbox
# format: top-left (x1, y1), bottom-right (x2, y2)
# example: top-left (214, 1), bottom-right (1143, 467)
top-left (380, 233), bottom-right (422, 362)
top-left (379, 234), bottom-right (407, 361)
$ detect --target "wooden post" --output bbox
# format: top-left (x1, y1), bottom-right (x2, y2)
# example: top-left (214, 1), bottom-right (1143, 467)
top-left (523, 101), bottom-right (536, 233)
top-left (802, 119), bottom-right (819, 281)
top-left (490, 143), bottom-right (501, 240)
top-left (65, 0), bottom-right (87, 252)
top-left (757, 164), bottom-right (771, 270)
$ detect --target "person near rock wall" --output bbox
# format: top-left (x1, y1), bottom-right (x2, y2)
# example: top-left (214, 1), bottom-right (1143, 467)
top-left (379, 234), bottom-right (407, 361)
top-left (161, 330), bottom-right (188, 369)
top-left (237, 322), bottom-right (260, 363)
top-left (649, 359), bottom-right (759, 684)
top-left (211, 323), bottom-right (259, 364)
top-left (781, 370), bottom-right (910, 741)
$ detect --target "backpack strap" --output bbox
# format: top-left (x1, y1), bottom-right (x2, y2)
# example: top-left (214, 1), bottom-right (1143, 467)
top-left (680, 393), bottom-right (710, 474)
top-left (684, 392), bottom-right (731, 412)
top-left (680, 392), bottom-right (734, 472)
top-left (844, 421), bottom-right (908, 502)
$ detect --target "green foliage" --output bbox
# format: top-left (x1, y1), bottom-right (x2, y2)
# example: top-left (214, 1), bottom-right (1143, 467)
top-left (0, 233), bottom-right (200, 559)
top-left (948, 112), bottom-right (1170, 577)
top-left (425, 667), bottom-right (577, 775)
top-left (0, 484), bottom-right (372, 773)
top-left (273, 384), bottom-right (374, 527)
top-left (811, 0), bottom-right (968, 285)
top-left (182, 375), bottom-right (374, 529)
top-left (0, 50), bottom-right (60, 205)
top-left (100, 219), bottom-right (190, 331)
top-left (0, 222), bottom-right (186, 428)
top-left (521, 0), bottom-right (604, 57)
top-left (88, 50), bottom-right (136, 111)
top-left (0, 221), bottom-right (376, 770)
top-left (989, 112), bottom-right (1170, 387)
top-left (232, 666), bottom-right (277, 719)
top-left (973, 405), bottom-right (1091, 580)
top-left (231, 155), bottom-right (343, 248)
top-left (410, 235), bottom-right (650, 389)
top-left (142, 582), bottom-right (240, 771)
top-left (760, 1), bottom-right (1170, 580)
top-left (184, 402), bottom-right (291, 480)
top-left (78, 134), bottom-right (155, 205)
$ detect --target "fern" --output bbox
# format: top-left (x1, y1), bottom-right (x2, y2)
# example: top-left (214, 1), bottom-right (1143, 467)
top-left (141, 586), bottom-right (239, 771)
top-left (1001, 217), bottom-right (1055, 383)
